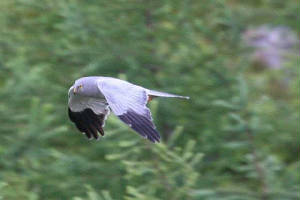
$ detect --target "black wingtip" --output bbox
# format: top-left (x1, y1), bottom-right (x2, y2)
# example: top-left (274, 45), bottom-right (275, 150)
top-left (118, 110), bottom-right (161, 143)
top-left (68, 107), bottom-right (106, 140)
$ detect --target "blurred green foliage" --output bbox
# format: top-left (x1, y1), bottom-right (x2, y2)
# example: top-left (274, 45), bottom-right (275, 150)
top-left (0, 0), bottom-right (299, 199)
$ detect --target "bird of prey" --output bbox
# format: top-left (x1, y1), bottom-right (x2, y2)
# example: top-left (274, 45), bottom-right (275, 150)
top-left (68, 76), bottom-right (189, 143)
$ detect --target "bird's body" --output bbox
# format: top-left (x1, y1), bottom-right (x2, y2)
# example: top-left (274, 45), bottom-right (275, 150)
top-left (68, 76), bottom-right (189, 143)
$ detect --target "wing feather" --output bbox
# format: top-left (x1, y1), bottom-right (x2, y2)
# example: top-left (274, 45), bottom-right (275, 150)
top-left (98, 78), bottom-right (160, 143)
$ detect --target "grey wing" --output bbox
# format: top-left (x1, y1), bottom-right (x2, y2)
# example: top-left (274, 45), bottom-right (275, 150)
top-left (98, 79), bottom-right (160, 143)
top-left (68, 87), bottom-right (110, 140)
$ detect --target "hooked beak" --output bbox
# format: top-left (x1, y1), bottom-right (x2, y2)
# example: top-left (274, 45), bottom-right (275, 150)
top-left (73, 85), bottom-right (82, 94)
top-left (73, 87), bottom-right (77, 94)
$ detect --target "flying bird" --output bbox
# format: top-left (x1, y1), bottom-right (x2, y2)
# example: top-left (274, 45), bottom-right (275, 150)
top-left (68, 76), bottom-right (189, 143)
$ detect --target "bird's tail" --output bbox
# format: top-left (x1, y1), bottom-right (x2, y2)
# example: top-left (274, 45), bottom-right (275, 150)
top-left (148, 89), bottom-right (190, 99)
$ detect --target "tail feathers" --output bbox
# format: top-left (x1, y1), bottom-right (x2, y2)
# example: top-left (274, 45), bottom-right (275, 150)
top-left (148, 90), bottom-right (190, 99)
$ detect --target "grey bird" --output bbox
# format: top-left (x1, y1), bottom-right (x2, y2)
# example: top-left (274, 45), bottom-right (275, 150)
top-left (68, 76), bottom-right (189, 143)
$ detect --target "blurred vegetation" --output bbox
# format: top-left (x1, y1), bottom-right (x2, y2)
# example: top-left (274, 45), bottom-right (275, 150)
top-left (0, 0), bottom-right (299, 199)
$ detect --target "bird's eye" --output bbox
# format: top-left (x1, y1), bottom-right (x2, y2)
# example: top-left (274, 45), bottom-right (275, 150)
top-left (79, 85), bottom-right (83, 89)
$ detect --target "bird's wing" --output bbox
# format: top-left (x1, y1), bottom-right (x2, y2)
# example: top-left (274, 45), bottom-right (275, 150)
top-left (68, 87), bottom-right (110, 140)
top-left (98, 78), bottom-right (160, 143)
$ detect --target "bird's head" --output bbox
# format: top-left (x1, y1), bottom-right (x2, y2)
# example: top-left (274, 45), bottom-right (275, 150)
top-left (73, 83), bottom-right (83, 94)
top-left (72, 77), bottom-right (100, 97)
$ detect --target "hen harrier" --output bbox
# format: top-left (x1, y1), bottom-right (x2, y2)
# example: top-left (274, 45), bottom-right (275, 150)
top-left (68, 76), bottom-right (189, 143)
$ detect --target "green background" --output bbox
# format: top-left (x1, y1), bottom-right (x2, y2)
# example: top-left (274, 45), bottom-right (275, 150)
top-left (0, 0), bottom-right (299, 199)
